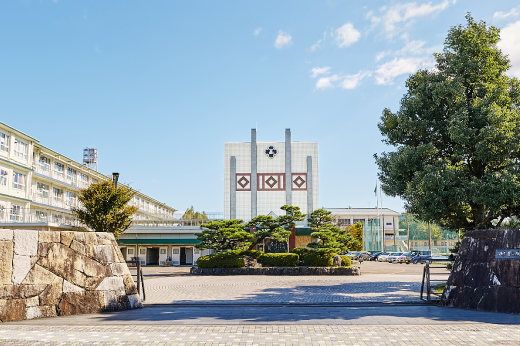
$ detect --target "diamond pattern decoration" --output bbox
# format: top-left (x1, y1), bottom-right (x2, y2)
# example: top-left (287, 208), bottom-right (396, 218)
top-left (265, 176), bottom-right (278, 188)
top-left (238, 176), bottom-right (249, 188)
top-left (293, 176), bottom-right (305, 188)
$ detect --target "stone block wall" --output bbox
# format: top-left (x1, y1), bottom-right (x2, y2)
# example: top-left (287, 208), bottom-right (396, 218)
top-left (439, 229), bottom-right (520, 314)
top-left (0, 229), bottom-right (142, 322)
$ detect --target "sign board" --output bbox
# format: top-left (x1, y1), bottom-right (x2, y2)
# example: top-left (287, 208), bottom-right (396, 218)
top-left (495, 249), bottom-right (520, 259)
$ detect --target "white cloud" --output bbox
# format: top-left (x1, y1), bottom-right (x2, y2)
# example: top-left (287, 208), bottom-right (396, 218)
top-left (395, 39), bottom-right (427, 55)
top-left (340, 71), bottom-right (372, 89)
top-left (335, 23), bottom-right (361, 48)
top-left (375, 51), bottom-right (391, 62)
top-left (309, 40), bottom-right (322, 52)
top-left (310, 66), bottom-right (331, 78)
top-left (494, 7), bottom-right (519, 19)
top-left (274, 31), bottom-right (292, 48)
top-left (316, 75), bottom-right (341, 90)
top-left (367, 1), bottom-right (454, 39)
top-left (314, 70), bottom-right (371, 90)
top-left (375, 57), bottom-right (433, 85)
top-left (497, 20), bottom-right (520, 77)
top-left (253, 27), bottom-right (263, 36)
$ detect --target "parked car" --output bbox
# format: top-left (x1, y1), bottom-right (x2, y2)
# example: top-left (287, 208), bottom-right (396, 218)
top-left (387, 252), bottom-right (403, 263)
top-left (395, 252), bottom-right (411, 264)
top-left (368, 252), bottom-right (383, 261)
top-left (406, 250), bottom-right (432, 264)
top-left (377, 252), bottom-right (392, 262)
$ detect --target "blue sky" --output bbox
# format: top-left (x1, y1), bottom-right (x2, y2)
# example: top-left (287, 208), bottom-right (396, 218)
top-left (1, 1), bottom-right (519, 215)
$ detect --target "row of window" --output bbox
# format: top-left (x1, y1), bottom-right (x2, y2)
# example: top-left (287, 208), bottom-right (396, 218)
top-left (0, 167), bottom-right (27, 191)
top-left (35, 182), bottom-right (76, 205)
top-left (0, 131), bottom-right (28, 160)
top-left (37, 155), bottom-right (95, 187)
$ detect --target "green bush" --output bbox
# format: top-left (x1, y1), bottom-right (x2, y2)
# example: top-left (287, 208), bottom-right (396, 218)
top-left (258, 253), bottom-right (299, 267)
top-left (339, 255), bottom-right (351, 267)
top-left (196, 253), bottom-right (245, 268)
top-left (241, 249), bottom-right (264, 259)
top-left (290, 247), bottom-right (309, 260)
top-left (303, 252), bottom-right (337, 267)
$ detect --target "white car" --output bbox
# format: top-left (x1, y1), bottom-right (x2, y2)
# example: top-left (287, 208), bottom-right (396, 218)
top-left (377, 252), bottom-right (392, 262)
top-left (386, 252), bottom-right (404, 263)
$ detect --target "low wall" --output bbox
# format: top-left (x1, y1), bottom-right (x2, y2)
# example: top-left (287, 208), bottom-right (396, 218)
top-left (0, 229), bottom-right (142, 322)
top-left (439, 229), bottom-right (520, 314)
top-left (190, 266), bottom-right (361, 275)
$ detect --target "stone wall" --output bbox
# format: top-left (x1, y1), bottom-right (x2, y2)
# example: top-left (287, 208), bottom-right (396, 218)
top-left (439, 229), bottom-right (520, 314)
top-left (191, 266), bottom-right (361, 275)
top-left (0, 229), bottom-right (142, 322)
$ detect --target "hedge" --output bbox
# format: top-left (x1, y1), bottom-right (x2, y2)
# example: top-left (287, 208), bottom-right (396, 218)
top-left (339, 255), bottom-right (351, 267)
top-left (290, 247), bottom-right (309, 260)
top-left (196, 253), bottom-right (245, 268)
top-left (241, 250), bottom-right (264, 259)
top-left (258, 253), bottom-right (299, 267)
top-left (303, 252), bottom-right (337, 267)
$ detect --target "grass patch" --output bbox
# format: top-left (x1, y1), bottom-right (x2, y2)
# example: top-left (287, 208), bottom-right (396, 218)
top-left (434, 283), bottom-right (446, 293)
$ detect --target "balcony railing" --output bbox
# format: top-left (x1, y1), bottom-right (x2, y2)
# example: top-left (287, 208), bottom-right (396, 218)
top-left (0, 207), bottom-right (82, 227)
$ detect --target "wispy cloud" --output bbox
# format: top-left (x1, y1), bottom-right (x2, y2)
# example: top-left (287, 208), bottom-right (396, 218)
top-left (375, 51), bottom-right (391, 62)
top-left (367, 1), bottom-right (454, 39)
top-left (335, 23), bottom-right (361, 48)
top-left (497, 20), bottom-right (520, 77)
top-left (314, 69), bottom-right (371, 90)
top-left (253, 27), bottom-right (263, 36)
top-left (494, 7), bottom-right (519, 19)
top-left (274, 31), bottom-right (292, 48)
top-left (310, 66), bottom-right (331, 78)
top-left (374, 57), bottom-right (433, 85)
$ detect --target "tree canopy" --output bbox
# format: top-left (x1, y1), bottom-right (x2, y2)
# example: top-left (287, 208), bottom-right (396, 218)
top-left (195, 219), bottom-right (252, 252)
top-left (182, 206), bottom-right (208, 220)
top-left (307, 209), bottom-right (359, 253)
top-left (246, 205), bottom-right (306, 250)
top-left (71, 181), bottom-right (138, 239)
top-left (375, 14), bottom-right (520, 232)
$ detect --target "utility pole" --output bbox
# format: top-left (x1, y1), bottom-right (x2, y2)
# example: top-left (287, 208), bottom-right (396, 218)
top-left (370, 219), bottom-right (374, 251)
top-left (393, 216), bottom-right (397, 252)
top-left (406, 213), bottom-right (410, 251)
top-left (428, 222), bottom-right (432, 251)
top-left (382, 214), bottom-right (385, 252)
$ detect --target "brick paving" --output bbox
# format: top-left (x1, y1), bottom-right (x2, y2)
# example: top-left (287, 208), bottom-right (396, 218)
top-left (1, 324), bottom-right (519, 345)
top-left (144, 274), bottom-right (423, 305)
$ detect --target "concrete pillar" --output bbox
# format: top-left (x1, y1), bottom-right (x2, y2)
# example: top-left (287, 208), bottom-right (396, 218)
top-left (285, 128), bottom-right (292, 207)
top-left (251, 129), bottom-right (257, 219)
top-left (307, 156), bottom-right (313, 218)
top-left (230, 156), bottom-right (236, 219)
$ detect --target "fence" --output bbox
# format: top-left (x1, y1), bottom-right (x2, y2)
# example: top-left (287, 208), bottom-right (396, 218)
top-left (0, 207), bottom-right (83, 227)
top-left (420, 260), bottom-right (453, 303)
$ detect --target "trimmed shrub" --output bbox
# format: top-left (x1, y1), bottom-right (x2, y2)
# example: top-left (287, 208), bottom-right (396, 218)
top-left (196, 253), bottom-right (245, 268)
top-left (339, 255), bottom-right (351, 267)
top-left (303, 252), bottom-right (337, 267)
top-left (241, 250), bottom-right (264, 259)
top-left (258, 253), bottom-right (299, 267)
top-left (290, 247), bottom-right (309, 260)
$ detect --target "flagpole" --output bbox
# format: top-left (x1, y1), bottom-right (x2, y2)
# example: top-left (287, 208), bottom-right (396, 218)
top-left (380, 182), bottom-right (384, 252)
top-left (376, 181), bottom-right (379, 251)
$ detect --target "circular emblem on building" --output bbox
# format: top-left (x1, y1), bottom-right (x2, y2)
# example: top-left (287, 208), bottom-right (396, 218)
top-left (265, 146), bottom-right (278, 159)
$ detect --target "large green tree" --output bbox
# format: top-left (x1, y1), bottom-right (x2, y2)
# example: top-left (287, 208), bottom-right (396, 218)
top-left (307, 209), bottom-right (359, 253)
top-left (375, 15), bottom-right (520, 232)
top-left (71, 181), bottom-right (138, 238)
top-left (246, 205), bottom-right (306, 250)
top-left (195, 219), bottom-right (253, 252)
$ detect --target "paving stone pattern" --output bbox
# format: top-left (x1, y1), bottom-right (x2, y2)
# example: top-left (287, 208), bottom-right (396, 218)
top-left (0, 324), bottom-right (519, 345)
top-left (145, 275), bottom-right (422, 304)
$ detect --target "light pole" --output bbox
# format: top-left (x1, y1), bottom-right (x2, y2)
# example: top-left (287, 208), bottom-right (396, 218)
top-left (112, 172), bottom-right (119, 189)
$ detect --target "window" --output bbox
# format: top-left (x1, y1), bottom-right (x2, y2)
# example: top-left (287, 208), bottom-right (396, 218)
top-left (67, 168), bottom-right (77, 184)
top-left (0, 168), bottom-right (7, 186)
top-left (424, 242), bottom-right (428, 246)
top-left (10, 205), bottom-right (23, 222)
top-left (128, 248), bottom-right (134, 255)
top-left (92, 178), bottom-right (98, 184)
top-left (0, 132), bottom-right (9, 153)
top-left (13, 139), bottom-right (27, 160)
top-left (37, 182), bottom-right (49, 198)
top-left (35, 210), bottom-right (47, 222)
top-left (54, 162), bottom-right (64, 178)
top-left (66, 191), bottom-right (76, 205)
top-left (13, 171), bottom-right (25, 190)
top-left (80, 173), bottom-right (88, 186)
top-left (386, 222), bottom-right (392, 225)
top-left (39, 156), bottom-right (51, 173)
top-left (53, 187), bottom-right (63, 201)
top-left (353, 219), bottom-right (365, 224)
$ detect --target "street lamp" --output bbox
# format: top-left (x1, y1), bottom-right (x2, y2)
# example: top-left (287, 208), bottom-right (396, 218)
top-left (112, 172), bottom-right (119, 189)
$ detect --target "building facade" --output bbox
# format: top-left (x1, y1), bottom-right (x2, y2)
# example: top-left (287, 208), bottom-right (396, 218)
top-left (0, 121), bottom-right (176, 233)
top-left (224, 129), bottom-right (319, 222)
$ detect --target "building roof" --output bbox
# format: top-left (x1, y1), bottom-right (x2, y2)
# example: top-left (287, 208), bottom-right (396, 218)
top-left (325, 207), bottom-right (401, 216)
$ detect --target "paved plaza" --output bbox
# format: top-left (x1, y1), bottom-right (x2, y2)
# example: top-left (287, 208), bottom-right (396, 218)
top-left (2, 263), bottom-right (519, 345)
